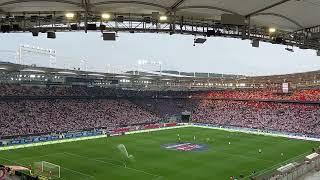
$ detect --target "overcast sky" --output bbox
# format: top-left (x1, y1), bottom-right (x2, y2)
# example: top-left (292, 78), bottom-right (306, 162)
top-left (0, 31), bottom-right (320, 76)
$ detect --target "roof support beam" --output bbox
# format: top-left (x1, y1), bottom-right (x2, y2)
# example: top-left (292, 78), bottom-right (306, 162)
top-left (295, 24), bottom-right (320, 33)
top-left (170, 0), bottom-right (186, 11)
top-left (252, 13), bottom-right (303, 29)
top-left (245, 0), bottom-right (292, 17)
top-left (92, 1), bottom-right (169, 11)
top-left (82, 0), bottom-right (90, 33)
top-left (176, 6), bottom-right (239, 15)
top-left (0, 0), bottom-right (82, 8)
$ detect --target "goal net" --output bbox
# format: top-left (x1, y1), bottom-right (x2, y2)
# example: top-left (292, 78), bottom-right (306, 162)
top-left (34, 161), bottom-right (60, 179)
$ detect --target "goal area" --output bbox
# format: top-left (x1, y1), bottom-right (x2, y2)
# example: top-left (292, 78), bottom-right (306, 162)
top-left (33, 161), bottom-right (60, 179)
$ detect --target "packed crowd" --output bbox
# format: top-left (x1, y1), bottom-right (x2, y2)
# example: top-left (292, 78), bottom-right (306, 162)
top-left (0, 84), bottom-right (194, 98)
top-left (0, 99), bottom-right (159, 138)
top-left (200, 89), bottom-right (320, 101)
top-left (1, 84), bottom-right (320, 102)
top-left (0, 84), bottom-right (125, 97)
top-left (0, 83), bottom-right (320, 138)
top-left (192, 100), bottom-right (320, 135)
top-left (1, 97), bottom-right (319, 138)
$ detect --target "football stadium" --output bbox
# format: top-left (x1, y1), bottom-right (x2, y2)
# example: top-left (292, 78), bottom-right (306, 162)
top-left (1, 0), bottom-right (320, 180)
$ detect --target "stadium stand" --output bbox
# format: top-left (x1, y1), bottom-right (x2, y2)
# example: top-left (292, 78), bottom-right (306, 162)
top-left (0, 99), bottom-right (159, 138)
top-left (199, 89), bottom-right (320, 102)
top-left (0, 84), bottom-right (319, 138)
top-left (193, 100), bottom-right (320, 135)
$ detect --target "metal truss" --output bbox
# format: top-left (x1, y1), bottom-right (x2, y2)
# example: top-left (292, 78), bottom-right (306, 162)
top-left (0, 12), bottom-right (319, 51)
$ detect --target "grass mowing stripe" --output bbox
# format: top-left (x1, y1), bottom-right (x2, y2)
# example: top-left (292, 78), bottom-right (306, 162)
top-left (216, 150), bottom-right (275, 163)
top-left (63, 152), bottom-right (163, 179)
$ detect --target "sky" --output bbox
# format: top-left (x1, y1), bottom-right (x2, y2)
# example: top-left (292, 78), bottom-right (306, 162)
top-left (0, 31), bottom-right (320, 76)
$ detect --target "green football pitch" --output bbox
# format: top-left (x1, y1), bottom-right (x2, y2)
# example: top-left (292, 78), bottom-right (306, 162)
top-left (1, 127), bottom-right (319, 180)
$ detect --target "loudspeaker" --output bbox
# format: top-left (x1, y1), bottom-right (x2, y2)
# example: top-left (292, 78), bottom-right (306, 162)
top-left (252, 39), bottom-right (259, 48)
top-left (87, 24), bottom-right (97, 30)
top-left (31, 30), bottom-right (39, 36)
top-left (103, 32), bottom-right (116, 41)
top-left (194, 38), bottom-right (206, 44)
top-left (47, 31), bottom-right (56, 39)
top-left (70, 24), bottom-right (78, 30)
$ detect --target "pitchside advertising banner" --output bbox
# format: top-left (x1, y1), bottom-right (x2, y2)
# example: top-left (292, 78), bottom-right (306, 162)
top-left (0, 123), bottom-right (178, 146)
top-left (2, 130), bottom-right (103, 146)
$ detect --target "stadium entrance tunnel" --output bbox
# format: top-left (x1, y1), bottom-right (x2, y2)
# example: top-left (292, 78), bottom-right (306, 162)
top-left (161, 143), bottom-right (209, 152)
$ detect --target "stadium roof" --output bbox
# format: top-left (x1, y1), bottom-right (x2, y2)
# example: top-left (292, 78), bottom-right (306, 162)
top-left (1, 0), bottom-right (320, 50)
top-left (0, 0), bottom-right (319, 32)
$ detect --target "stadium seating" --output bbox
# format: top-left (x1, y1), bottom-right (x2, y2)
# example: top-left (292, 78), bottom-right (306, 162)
top-left (0, 99), bottom-right (159, 138)
top-left (200, 89), bottom-right (320, 101)
top-left (0, 84), bottom-right (320, 138)
top-left (193, 100), bottom-right (320, 135)
top-left (1, 84), bottom-right (319, 101)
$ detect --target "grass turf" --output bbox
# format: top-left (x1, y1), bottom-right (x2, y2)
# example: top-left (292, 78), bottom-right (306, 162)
top-left (0, 127), bottom-right (319, 180)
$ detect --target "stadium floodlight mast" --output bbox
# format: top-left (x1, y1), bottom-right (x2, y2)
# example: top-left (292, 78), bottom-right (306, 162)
top-left (138, 60), bottom-right (162, 76)
top-left (18, 45), bottom-right (57, 67)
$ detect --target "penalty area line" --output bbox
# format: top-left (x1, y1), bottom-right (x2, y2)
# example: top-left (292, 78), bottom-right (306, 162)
top-left (63, 151), bottom-right (163, 179)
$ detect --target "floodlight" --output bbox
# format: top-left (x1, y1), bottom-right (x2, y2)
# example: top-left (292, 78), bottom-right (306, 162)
top-left (269, 27), bottom-right (276, 33)
top-left (102, 13), bottom-right (111, 20)
top-left (159, 15), bottom-right (168, 21)
top-left (65, 13), bottom-right (75, 19)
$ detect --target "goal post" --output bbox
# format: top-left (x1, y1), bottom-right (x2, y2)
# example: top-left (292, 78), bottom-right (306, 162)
top-left (34, 161), bottom-right (60, 179)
